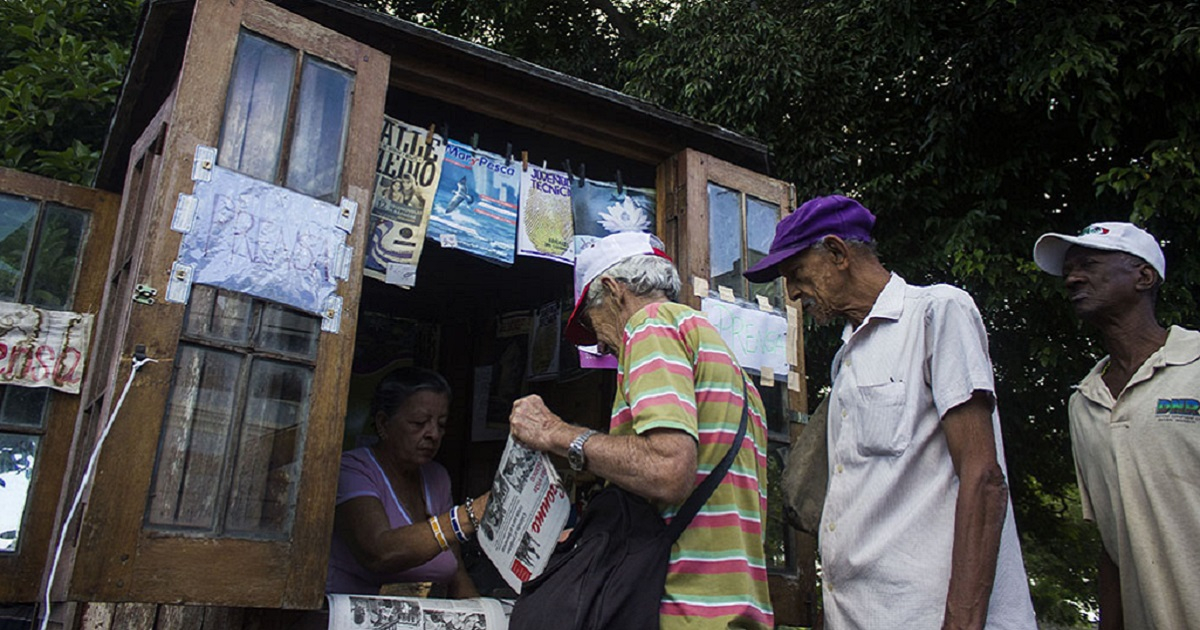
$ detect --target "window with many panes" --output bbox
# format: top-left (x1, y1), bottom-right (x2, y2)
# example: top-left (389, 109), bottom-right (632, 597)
top-left (0, 193), bottom-right (89, 552)
top-left (143, 29), bottom-right (353, 540)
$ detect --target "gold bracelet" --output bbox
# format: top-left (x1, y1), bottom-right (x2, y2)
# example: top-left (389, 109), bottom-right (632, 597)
top-left (428, 515), bottom-right (449, 552)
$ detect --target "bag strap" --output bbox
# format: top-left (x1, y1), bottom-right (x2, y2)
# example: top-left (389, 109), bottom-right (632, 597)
top-left (664, 374), bottom-right (750, 540)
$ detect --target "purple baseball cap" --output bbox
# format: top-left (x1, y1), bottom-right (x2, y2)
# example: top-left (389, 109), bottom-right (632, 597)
top-left (743, 195), bottom-right (877, 283)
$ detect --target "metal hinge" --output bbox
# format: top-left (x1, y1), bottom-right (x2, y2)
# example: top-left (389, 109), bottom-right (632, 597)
top-left (133, 284), bottom-right (157, 305)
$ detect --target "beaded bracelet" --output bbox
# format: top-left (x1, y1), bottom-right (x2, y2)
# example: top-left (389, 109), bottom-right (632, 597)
top-left (463, 496), bottom-right (483, 531)
top-left (450, 505), bottom-right (470, 543)
top-left (428, 515), bottom-right (449, 552)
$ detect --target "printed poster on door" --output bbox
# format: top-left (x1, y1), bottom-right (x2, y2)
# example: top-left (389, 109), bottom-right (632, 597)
top-left (427, 140), bottom-right (520, 266)
top-left (365, 117), bottom-right (446, 287)
top-left (0, 301), bottom-right (93, 394)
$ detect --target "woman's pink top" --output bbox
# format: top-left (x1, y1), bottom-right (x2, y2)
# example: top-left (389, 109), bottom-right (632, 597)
top-left (325, 447), bottom-right (458, 594)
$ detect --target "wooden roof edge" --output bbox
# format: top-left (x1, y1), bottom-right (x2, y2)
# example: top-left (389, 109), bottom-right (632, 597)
top-left (299, 0), bottom-right (769, 169)
top-left (96, 0), bottom-right (772, 191)
top-left (95, 0), bottom-right (193, 191)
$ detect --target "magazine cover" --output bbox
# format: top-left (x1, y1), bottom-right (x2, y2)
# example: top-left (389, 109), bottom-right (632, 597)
top-left (427, 140), bottom-right (520, 265)
top-left (570, 178), bottom-right (657, 254)
top-left (517, 164), bottom-right (574, 264)
top-left (526, 300), bottom-right (561, 380)
top-left (472, 311), bottom-right (532, 441)
top-left (365, 117), bottom-right (445, 286)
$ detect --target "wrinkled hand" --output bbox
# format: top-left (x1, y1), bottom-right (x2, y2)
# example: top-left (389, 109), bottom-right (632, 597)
top-left (510, 394), bottom-right (570, 453)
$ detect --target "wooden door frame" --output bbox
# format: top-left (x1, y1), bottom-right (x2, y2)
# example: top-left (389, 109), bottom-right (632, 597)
top-left (0, 168), bottom-right (119, 603)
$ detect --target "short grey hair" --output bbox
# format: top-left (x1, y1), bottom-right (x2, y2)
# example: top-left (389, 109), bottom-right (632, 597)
top-left (585, 254), bottom-right (681, 309)
top-left (810, 236), bottom-right (878, 257)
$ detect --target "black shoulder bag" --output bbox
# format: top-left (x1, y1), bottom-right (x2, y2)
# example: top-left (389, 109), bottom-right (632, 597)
top-left (509, 378), bottom-right (750, 630)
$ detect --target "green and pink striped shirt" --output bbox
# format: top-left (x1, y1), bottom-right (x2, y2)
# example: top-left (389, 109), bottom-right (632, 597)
top-left (611, 301), bottom-right (773, 630)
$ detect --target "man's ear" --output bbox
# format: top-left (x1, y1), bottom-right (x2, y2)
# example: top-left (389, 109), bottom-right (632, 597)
top-left (599, 276), bottom-right (624, 304)
top-left (823, 236), bottom-right (852, 268)
top-left (1135, 263), bottom-right (1160, 292)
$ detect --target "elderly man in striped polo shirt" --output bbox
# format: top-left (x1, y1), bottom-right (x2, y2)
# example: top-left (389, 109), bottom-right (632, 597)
top-left (510, 232), bottom-right (774, 629)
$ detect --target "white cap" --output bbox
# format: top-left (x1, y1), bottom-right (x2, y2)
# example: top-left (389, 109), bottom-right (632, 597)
top-left (564, 232), bottom-right (670, 346)
top-left (1033, 222), bottom-right (1165, 279)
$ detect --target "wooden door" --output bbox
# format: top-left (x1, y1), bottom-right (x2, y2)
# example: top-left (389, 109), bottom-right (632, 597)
top-left (68, 0), bottom-right (389, 609)
top-left (658, 148), bottom-right (817, 625)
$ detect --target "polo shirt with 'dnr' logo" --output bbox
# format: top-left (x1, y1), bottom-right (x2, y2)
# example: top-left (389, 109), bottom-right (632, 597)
top-left (1070, 325), bottom-right (1200, 629)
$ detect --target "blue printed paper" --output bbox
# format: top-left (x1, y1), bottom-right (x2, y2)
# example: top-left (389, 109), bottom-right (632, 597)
top-left (570, 178), bottom-right (656, 253)
top-left (427, 140), bottom-right (520, 265)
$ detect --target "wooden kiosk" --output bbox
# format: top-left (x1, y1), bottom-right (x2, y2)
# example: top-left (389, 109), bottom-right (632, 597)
top-left (0, 0), bottom-right (815, 626)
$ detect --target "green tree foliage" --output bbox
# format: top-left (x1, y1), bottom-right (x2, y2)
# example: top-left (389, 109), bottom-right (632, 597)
top-left (618, 0), bottom-right (1200, 623)
top-left (10, 0), bottom-right (1199, 622)
top-left (0, 0), bottom-right (141, 184)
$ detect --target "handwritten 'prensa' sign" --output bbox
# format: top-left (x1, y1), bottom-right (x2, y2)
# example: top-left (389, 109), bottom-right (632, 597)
top-left (0, 301), bottom-right (94, 394)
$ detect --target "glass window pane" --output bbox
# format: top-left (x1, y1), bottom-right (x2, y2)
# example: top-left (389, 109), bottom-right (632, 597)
top-left (285, 57), bottom-right (353, 201)
top-left (759, 381), bottom-right (792, 436)
top-left (224, 359), bottom-right (312, 537)
top-left (708, 183), bottom-right (744, 298)
top-left (218, 32), bottom-right (297, 182)
top-left (184, 286), bottom-right (253, 344)
top-left (0, 386), bottom-right (50, 428)
top-left (24, 204), bottom-right (89, 309)
top-left (0, 194), bottom-right (38, 301)
top-left (746, 196), bottom-right (784, 310)
top-left (0, 432), bottom-right (40, 553)
top-left (764, 442), bottom-right (793, 570)
top-left (146, 346), bottom-right (242, 531)
top-left (256, 303), bottom-right (320, 360)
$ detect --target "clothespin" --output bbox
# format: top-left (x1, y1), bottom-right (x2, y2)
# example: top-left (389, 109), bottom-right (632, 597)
top-left (563, 159), bottom-right (573, 185)
top-left (521, 151), bottom-right (529, 172)
top-left (616, 170), bottom-right (624, 196)
top-left (441, 123), bottom-right (450, 143)
top-left (471, 133), bottom-right (480, 151)
top-left (579, 163), bottom-right (586, 183)
top-left (425, 123), bottom-right (436, 145)
top-left (505, 142), bottom-right (513, 166)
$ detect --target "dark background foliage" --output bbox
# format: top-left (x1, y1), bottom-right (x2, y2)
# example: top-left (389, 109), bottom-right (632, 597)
top-left (6, 0), bottom-right (1200, 623)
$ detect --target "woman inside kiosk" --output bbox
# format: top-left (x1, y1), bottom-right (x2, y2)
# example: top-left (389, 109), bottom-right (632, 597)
top-left (326, 367), bottom-right (489, 597)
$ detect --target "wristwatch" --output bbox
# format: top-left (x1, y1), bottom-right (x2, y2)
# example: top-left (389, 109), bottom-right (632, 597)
top-left (567, 429), bottom-right (599, 471)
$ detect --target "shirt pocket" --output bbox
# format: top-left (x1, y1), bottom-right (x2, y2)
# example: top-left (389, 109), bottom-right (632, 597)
top-left (854, 381), bottom-right (909, 457)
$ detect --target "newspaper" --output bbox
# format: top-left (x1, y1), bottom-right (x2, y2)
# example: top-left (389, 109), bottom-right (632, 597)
top-left (327, 594), bottom-right (509, 630)
top-left (478, 437), bottom-right (571, 592)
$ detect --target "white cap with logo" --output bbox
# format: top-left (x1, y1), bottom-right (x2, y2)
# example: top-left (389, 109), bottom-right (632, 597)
top-left (1033, 222), bottom-right (1165, 279)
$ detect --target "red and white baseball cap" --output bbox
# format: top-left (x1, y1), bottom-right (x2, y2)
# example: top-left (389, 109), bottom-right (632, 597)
top-left (564, 232), bottom-right (671, 346)
top-left (1033, 222), bottom-right (1165, 279)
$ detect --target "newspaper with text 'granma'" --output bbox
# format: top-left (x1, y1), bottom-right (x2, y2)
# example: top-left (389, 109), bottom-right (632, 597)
top-left (479, 436), bottom-right (571, 593)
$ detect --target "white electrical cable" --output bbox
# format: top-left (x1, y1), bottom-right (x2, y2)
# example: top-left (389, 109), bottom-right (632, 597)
top-left (39, 355), bottom-right (157, 630)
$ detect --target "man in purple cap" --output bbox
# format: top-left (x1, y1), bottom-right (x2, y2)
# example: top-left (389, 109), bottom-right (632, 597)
top-left (1034, 222), bottom-right (1200, 628)
top-left (745, 196), bottom-right (1035, 629)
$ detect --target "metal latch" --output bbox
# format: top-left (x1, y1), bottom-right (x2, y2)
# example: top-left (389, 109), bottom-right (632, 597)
top-left (133, 284), bottom-right (157, 305)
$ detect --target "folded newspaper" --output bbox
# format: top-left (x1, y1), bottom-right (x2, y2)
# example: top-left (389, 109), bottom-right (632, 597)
top-left (479, 436), bottom-right (571, 592)
top-left (328, 594), bottom-right (510, 630)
